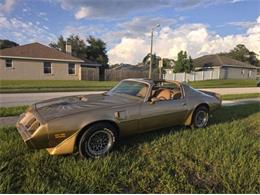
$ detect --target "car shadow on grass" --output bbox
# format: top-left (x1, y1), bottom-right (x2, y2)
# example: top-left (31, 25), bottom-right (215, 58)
top-left (116, 103), bottom-right (260, 150)
top-left (210, 103), bottom-right (260, 125)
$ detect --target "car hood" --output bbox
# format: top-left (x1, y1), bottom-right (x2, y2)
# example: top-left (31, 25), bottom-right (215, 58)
top-left (33, 93), bottom-right (139, 121)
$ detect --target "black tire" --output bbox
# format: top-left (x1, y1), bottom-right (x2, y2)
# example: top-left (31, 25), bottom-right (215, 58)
top-left (79, 122), bottom-right (118, 158)
top-left (192, 106), bottom-right (209, 128)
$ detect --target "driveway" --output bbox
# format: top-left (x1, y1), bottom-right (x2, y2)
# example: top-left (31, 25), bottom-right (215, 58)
top-left (0, 87), bottom-right (259, 107)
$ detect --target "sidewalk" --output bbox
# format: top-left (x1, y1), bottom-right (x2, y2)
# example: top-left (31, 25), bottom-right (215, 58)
top-left (0, 116), bottom-right (19, 126)
top-left (200, 87), bottom-right (260, 95)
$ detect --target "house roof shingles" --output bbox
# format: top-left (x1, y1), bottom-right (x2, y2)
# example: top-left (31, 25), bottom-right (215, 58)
top-left (0, 42), bottom-right (83, 62)
top-left (193, 54), bottom-right (256, 69)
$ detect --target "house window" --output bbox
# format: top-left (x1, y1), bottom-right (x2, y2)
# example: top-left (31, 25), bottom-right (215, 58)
top-left (5, 59), bottom-right (13, 68)
top-left (68, 63), bottom-right (75, 74)
top-left (43, 62), bottom-right (52, 74)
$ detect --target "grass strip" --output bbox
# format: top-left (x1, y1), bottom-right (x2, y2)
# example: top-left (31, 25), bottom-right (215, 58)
top-left (222, 93), bottom-right (260, 100)
top-left (0, 105), bottom-right (28, 117)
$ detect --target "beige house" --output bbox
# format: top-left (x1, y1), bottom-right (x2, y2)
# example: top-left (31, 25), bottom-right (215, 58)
top-left (193, 54), bottom-right (257, 79)
top-left (0, 42), bottom-right (84, 80)
top-left (164, 54), bottom-right (257, 81)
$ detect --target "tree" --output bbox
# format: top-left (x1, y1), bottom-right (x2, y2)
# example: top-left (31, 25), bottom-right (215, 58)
top-left (49, 36), bottom-right (66, 52)
top-left (142, 53), bottom-right (160, 68)
top-left (226, 44), bottom-right (260, 67)
top-left (162, 58), bottom-right (175, 68)
top-left (0, 39), bottom-right (19, 49)
top-left (49, 35), bottom-right (86, 59)
top-left (49, 35), bottom-right (109, 66)
top-left (174, 51), bottom-right (193, 73)
top-left (86, 36), bottom-right (108, 65)
top-left (68, 35), bottom-right (87, 60)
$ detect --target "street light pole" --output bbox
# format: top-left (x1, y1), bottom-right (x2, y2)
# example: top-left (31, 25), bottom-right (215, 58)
top-left (148, 24), bottom-right (160, 79)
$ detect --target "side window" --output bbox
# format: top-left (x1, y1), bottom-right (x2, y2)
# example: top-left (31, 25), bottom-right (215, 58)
top-left (153, 82), bottom-right (183, 101)
top-left (5, 59), bottom-right (13, 68)
top-left (68, 63), bottom-right (75, 74)
top-left (43, 62), bottom-right (52, 74)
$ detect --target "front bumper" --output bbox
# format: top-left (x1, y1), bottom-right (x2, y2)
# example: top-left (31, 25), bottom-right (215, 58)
top-left (16, 121), bottom-right (35, 148)
top-left (16, 112), bottom-right (42, 149)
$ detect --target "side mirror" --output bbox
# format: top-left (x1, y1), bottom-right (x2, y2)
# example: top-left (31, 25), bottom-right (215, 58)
top-left (150, 97), bottom-right (158, 105)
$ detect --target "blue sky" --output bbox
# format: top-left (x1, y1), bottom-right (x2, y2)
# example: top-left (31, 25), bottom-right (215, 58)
top-left (0, 0), bottom-right (259, 64)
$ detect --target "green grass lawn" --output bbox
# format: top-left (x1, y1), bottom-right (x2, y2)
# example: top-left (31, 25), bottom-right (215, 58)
top-left (0, 80), bottom-right (118, 93)
top-left (0, 105), bottom-right (28, 117)
top-left (0, 79), bottom-right (257, 93)
top-left (0, 103), bottom-right (259, 193)
top-left (222, 93), bottom-right (260, 100)
top-left (189, 79), bottom-right (257, 88)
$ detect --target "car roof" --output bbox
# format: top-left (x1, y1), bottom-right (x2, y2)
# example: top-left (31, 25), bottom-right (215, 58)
top-left (123, 78), bottom-right (182, 85)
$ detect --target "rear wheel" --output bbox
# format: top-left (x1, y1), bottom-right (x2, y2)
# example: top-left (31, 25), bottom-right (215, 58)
top-left (192, 106), bottom-right (209, 128)
top-left (79, 122), bottom-right (118, 158)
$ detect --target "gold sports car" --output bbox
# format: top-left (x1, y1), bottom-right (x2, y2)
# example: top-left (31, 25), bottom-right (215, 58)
top-left (16, 78), bottom-right (221, 158)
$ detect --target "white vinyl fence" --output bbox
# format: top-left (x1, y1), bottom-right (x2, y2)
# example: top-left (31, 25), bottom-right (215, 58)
top-left (163, 70), bottom-right (219, 82)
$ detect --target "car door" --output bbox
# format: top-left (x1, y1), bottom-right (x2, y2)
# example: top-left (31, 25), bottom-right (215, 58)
top-left (139, 98), bottom-right (188, 132)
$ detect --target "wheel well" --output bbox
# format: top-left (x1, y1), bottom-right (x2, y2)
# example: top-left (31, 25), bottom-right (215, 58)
top-left (75, 120), bottom-right (120, 150)
top-left (191, 103), bottom-right (209, 122)
top-left (195, 103), bottom-right (209, 112)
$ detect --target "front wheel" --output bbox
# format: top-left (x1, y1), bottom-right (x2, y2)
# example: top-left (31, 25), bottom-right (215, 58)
top-left (192, 106), bottom-right (209, 128)
top-left (78, 122), bottom-right (118, 158)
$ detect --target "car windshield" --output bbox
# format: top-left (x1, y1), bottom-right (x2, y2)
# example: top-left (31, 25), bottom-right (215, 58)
top-left (108, 80), bottom-right (148, 98)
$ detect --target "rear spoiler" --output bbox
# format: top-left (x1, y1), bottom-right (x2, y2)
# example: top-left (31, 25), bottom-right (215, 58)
top-left (199, 90), bottom-right (222, 102)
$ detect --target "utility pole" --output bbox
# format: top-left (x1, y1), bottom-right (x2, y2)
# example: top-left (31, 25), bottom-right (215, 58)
top-left (148, 24), bottom-right (160, 79)
top-left (149, 31), bottom-right (153, 79)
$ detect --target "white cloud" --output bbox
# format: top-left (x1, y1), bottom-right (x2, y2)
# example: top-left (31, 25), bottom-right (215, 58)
top-left (108, 17), bottom-right (260, 64)
top-left (231, 0), bottom-right (244, 3)
top-left (118, 16), bottom-right (176, 37)
top-left (0, 16), bottom-right (57, 44)
top-left (63, 25), bottom-right (107, 39)
top-left (0, 15), bottom-right (10, 27)
top-left (58, 0), bottom-right (171, 19)
top-left (62, 16), bottom-right (179, 50)
top-left (75, 7), bottom-right (92, 19)
top-left (39, 12), bottom-right (47, 17)
top-left (37, 11), bottom-right (49, 21)
top-left (57, 0), bottom-right (236, 19)
top-left (108, 37), bottom-right (149, 64)
top-left (228, 21), bottom-right (257, 29)
top-left (0, 0), bottom-right (16, 13)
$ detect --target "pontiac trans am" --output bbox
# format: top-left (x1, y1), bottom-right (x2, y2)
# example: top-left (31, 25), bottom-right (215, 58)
top-left (16, 78), bottom-right (221, 158)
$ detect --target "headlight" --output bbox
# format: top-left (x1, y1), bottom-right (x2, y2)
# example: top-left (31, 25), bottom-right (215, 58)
top-left (19, 112), bottom-right (40, 134)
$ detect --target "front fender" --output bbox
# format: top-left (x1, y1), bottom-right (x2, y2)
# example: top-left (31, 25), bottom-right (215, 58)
top-left (46, 110), bottom-right (118, 149)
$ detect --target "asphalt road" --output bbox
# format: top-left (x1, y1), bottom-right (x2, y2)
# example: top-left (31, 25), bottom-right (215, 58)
top-left (0, 87), bottom-right (259, 107)
top-left (0, 91), bottom-right (104, 107)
